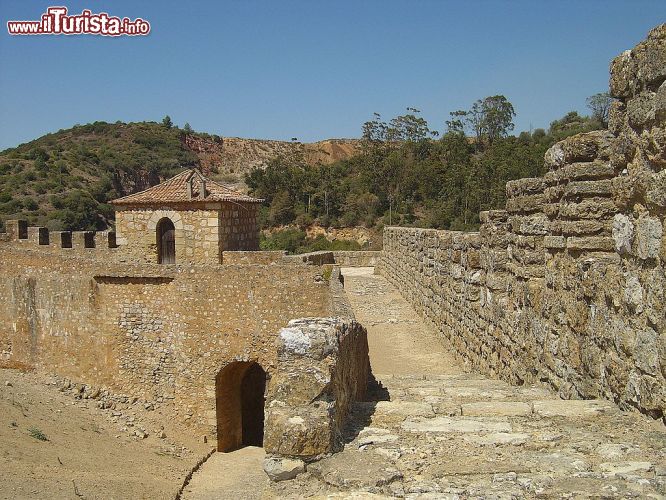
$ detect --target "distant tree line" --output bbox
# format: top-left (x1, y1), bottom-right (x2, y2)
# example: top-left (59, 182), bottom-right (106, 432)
top-left (247, 94), bottom-right (608, 231)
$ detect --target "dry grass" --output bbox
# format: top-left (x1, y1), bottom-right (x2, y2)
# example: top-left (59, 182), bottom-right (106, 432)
top-left (0, 359), bottom-right (34, 372)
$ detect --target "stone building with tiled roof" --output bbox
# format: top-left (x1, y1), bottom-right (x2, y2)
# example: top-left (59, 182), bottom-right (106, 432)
top-left (111, 169), bottom-right (263, 264)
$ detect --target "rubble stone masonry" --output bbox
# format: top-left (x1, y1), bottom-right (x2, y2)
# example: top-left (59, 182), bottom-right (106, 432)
top-left (114, 201), bottom-right (260, 265)
top-left (378, 25), bottom-right (666, 421)
top-left (0, 241), bottom-right (331, 438)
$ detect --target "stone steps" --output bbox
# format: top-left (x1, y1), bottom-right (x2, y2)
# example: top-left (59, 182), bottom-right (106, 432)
top-left (323, 371), bottom-right (665, 498)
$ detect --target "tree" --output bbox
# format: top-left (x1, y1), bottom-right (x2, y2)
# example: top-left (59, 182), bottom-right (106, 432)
top-left (387, 108), bottom-right (437, 142)
top-left (161, 115), bottom-right (173, 129)
top-left (183, 122), bottom-right (193, 133)
top-left (477, 95), bottom-right (516, 144)
top-left (450, 96), bottom-right (515, 147)
top-left (586, 92), bottom-right (612, 128)
top-left (445, 110), bottom-right (467, 135)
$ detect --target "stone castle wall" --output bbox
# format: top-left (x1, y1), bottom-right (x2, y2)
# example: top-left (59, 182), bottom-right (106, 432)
top-left (0, 239), bottom-right (332, 438)
top-left (378, 25), bottom-right (665, 420)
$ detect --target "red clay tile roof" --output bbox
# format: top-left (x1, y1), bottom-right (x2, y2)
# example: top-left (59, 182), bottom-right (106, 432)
top-left (110, 169), bottom-right (263, 206)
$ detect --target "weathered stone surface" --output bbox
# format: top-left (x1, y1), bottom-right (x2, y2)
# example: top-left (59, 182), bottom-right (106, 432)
top-left (263, 318), bottom-right (370, 463)
top-left (563, 180), bottom-right (613, 198)
top-left (612, 214), bottom-right (634, 254)
top-left (263, 457), bottom-right (306, 482)
top-left (463, 432), bottom-right (530, 446)
top-left (627, 90), bottom-right (657, 128)
top-left (599, 461), bottom-right (653, 476)
top-left (610, 24), bottom-right (666, 98)
top-left (544, 236), bottom-right (566, 250)
top-left (559, 161), bottom-right (617, 181)
top-left (634, 328), bottom-right (659, 376)
top-left (532, 400), bottom-right (618, 418)
top-left (308, 451), bottom-right (402, 489)
top-left (461, 401), bottom-right (532, 417)
top-left (372, 401), bottom-right (434, 421)
top-left (401, 416), bottom-right (512, 433)
top-left (624, 275), bottom-right (644, 313)
top-left (566, 237), bottom-right (615, 252)
top-left (544, 131), bottom-right (613, 170)
top-left (634, 215), bottom-right (662, 259)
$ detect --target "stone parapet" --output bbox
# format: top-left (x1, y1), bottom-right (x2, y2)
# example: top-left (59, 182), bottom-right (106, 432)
top-left (377, 24), bottom-right (666, 422)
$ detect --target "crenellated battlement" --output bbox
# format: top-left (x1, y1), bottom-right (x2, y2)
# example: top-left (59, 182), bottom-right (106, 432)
top-left (1, 219), bottom-right (118, 252)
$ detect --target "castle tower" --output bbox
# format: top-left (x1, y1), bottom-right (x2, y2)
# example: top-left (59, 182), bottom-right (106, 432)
top-left (110, 169), bottom-right (263, 265)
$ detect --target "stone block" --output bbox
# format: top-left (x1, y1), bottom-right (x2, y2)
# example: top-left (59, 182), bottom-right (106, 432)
top-left (599, 461), bottom-right (654, 476)
top-left (544, 131), bottom-right (614, 170)
top-left (506, 177), bottom-right (545, 198)
top-left (5, 220), bottom-right (27, 240)
top-left (401, 416), bottom-right (512, 433)
top-left (557, 200), bottom-right (617, 220)
top-left (627, 90), bottom-right (656, 128)
top-left (563, 180), bottom-right (613, 199)
top-left (543, 236), bottom-right (567, 250)
top-left (635, 215), bottom-right (662, 259)
top-left (610, 50), bottom-right (637, 99)
top-left (510, 214), bottom-right (549, 235)
top-left (559, 161), bottom-right (617, 181)
top-left (608, 100), bottom-right (626, 135)
top-left (27, 227), bottom-right (49, 245)
top-left (463, 432), bottom-right (530, 446)
top-left (553, 220), bottom-right (606, 236)
top-left (567, 237), bottom-right (615, 252)
top-left (263, 457), bottom-right (305, 482)
top-left (461, 401), bottom-right (532, 417)
top-left (264, 318), bottom-right (369, 459)
top-left (533, 399), bottom-right (617, 418)
top-left (610, 24), bottom-right (666, 98)
top-left (612, 214), bottom-right (634, 254)
top-left (505, 194), bottom-right (545, 214)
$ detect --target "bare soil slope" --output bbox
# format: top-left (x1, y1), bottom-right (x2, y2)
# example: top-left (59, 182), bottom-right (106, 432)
top-left (0, 369), bottom-right (209, 500)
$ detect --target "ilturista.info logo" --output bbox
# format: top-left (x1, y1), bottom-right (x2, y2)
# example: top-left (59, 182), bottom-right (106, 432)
top-left (7, 6), bottom-right (151, 36)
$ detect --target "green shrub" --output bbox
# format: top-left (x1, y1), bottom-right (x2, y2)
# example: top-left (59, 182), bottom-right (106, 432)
top-left (28, 427), bottom-right (48, 441)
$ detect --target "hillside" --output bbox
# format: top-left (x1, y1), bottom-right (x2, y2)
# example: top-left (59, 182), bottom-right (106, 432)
top-left (185, 134), bottom-right (360, 177)
top-left (0, 121), bottom-right (360, 231)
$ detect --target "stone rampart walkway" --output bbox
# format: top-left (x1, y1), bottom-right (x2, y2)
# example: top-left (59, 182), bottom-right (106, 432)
top-left (272, 268), bottom-right (666, 498)
top-left (186, 267), bottom-right (666, 499)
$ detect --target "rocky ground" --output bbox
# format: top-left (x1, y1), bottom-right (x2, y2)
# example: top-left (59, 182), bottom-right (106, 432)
top-left (0, 368), bottom-right (210, 499)
top-left (265, 268), bottom-right (666, 498)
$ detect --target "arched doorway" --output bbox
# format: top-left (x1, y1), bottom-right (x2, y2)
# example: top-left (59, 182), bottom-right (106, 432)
top-left (215, 361), bottom-right (266, 451)
top-left (156, 218), bottom-right (175, 264)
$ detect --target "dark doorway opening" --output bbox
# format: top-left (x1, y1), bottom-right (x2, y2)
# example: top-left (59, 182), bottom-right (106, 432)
top-left (241, 363), bottom-right (266, 446)
top-left (156, 218), bottom-right (175, 264)
top-left (215, 361), bottom-right (266, 451)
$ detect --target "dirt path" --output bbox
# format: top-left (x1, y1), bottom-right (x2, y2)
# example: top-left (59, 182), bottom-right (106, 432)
top-left (181, 447), bottom-right (267, 500)
top-left (341, 267), bottom-right (463, 376)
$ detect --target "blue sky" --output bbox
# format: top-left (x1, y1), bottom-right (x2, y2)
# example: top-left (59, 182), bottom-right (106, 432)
top-left (0, 1), bottom-right (663, 149)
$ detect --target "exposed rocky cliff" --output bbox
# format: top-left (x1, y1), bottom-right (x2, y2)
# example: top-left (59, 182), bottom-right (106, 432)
top-left (183, 134), bottom-right (360, 177)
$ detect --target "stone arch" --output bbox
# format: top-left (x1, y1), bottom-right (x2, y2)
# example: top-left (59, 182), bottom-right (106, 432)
top-left (147, 210), bottom-right (184, 264)
top-left (215, 361), bottom-right (267, 452)
top-left (147, 209), bottom-right (183, 231)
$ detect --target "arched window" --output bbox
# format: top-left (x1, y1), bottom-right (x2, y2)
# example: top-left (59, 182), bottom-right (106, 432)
top-left (156, 218), bottom-right (175, 264)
